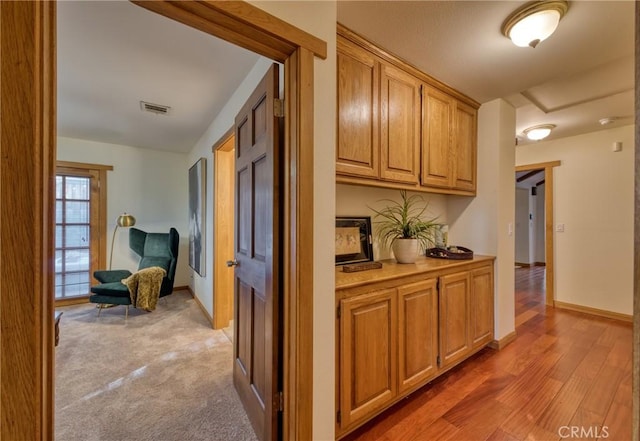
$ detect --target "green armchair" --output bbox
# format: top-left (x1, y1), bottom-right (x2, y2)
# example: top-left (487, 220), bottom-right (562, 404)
top-left (90, 227), bottom-right (179, 315)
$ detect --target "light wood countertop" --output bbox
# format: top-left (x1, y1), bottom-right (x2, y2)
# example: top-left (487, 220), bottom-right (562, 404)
top-left (336, 255), bottom-right (495, 290)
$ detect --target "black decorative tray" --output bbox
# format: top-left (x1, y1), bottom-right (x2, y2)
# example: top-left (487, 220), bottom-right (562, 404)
top-left (426, 246), bottom-right (473, 260)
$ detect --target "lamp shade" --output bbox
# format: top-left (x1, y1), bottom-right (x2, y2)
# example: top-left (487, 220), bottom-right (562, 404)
top-left (502, 1), bottom-right (569, 48)
top-left (116, 213), bottom-right (136, 227)
top-left (524, 124), bottom-right (555, 141)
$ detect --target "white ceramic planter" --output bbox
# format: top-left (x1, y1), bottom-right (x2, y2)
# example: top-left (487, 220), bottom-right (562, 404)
top-left (392, 238), bottom-right (419, 264)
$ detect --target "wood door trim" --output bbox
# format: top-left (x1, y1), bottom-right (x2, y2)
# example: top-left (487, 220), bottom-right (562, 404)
top-left (515, 161), bottom-right (560, 306)
top-left (211, 127), bottom-right (234, 153)
top-left (5, 1), bottom-right (320, 440)
top-left (132, 1), bottom-right (327, 61)
top-left (0, 2), bottom-right (57, 439)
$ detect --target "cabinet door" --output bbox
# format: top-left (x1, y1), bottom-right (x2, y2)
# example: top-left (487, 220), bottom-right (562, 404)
top-left (421, 85), bottom-right (453, 189)
top-left (439, 271), bottom-right (471, 369)
top-left (471, 265), bottom-right (494, 349)
top-left (398, 279), bottom-right (438, 394)
top-left (337, 38), bottom-right (379, 179)
top-left (452, 101), bottom-right (477, 192)
top-left (339, 289), bottom-right (397, 428)
top-left (380, 64), bottom-right (420, 184)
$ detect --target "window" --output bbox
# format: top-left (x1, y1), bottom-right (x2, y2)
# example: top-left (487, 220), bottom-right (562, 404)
top-left (55, 161), bottom-right (112, 304)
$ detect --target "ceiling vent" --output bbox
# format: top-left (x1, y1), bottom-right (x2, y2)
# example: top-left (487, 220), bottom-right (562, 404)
top-left (140, 101), bottom-right (171, 115)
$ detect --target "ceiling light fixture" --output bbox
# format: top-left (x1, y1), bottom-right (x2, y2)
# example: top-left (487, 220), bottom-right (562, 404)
top-left (599, 117), bottom-right (617, 126)
top-left (502, 0), bottom-right (569, 48)
top-left (524, 124), bottom-right (556, 141)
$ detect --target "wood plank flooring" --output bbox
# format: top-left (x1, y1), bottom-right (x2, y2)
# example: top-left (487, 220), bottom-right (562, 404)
top-left (343, 266), bottom-right (632, 441)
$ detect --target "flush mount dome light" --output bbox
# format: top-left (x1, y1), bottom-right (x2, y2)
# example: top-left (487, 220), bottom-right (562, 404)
top-left (524, 124), bottom-right (556, 141)
top-left (502, 0), bottom-right (569, 48)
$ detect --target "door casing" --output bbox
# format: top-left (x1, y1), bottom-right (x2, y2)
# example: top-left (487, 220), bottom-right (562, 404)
top-left (0, 1), bottom-right (326, 440)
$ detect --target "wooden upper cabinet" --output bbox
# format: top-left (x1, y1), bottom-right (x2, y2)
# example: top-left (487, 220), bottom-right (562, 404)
top-left (339, 288), bottom-right (397, 429)
top-left (421, 85), bottom-right (454, 189)
top-left (397, 279), bottom-right (438, 394)
top-left (379, 64), bottom-right (420, 184)
top-left (337, 38), bottom-right (379, 179)
top-left (336, 25), bottom-right (478, 195)
top-left (453, 101), bottom-right (477, 192)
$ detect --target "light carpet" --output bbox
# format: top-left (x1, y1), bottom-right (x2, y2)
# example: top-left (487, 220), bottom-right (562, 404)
top-left (55, 290), bottom-right (257, 441)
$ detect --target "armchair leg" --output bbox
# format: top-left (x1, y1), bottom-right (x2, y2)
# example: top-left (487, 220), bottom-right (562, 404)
top-left (125, 305), bottom-right (129, 319)
top-left (97, 304), bottom-right (104, 317)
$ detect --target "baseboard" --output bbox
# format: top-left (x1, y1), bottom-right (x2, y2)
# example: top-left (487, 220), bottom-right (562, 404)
top-left (514, 262), bottom-right (531, 268)
top-left (185, 286), bottom-right (214, 328)
top-left (173, 285), bottom-right (189, 292)
top-left (488, 331), bottom-right (517, 350)
top-left (534, 262), bottom-right (546, 267)
top-left (554, 300), bottom-right (632, 323)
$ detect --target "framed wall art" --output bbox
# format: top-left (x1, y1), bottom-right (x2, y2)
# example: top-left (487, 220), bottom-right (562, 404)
top-left (189, 158), bottom-right (206, 276)
top-left (335, 216), bottom-right (374, 265)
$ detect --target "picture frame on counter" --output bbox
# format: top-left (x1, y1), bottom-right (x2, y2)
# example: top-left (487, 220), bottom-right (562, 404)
top-left (335, 216), bottom-right (374, 265)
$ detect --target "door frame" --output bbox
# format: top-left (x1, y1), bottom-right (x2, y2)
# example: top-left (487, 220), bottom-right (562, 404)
top-left (212, 128), bottom-right (235, 330)
top-left (515, 161), bottom-right (560, 306)
top-left (0, 2), bottom-right (326, 440)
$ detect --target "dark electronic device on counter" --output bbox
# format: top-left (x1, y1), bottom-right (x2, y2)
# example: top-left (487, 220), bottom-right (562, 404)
top-left (426, 246), bottom-right (473, 260)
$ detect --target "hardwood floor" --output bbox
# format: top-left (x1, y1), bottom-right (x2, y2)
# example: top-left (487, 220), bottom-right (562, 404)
top-left (343, 266), bottom-right (632, 441)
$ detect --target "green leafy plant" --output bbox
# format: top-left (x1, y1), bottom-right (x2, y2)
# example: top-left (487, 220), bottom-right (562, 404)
top-left (369, 190), bottom-right (440, 251)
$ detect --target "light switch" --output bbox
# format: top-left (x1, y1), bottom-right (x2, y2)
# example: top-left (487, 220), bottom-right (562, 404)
top-left (508, 222), bottom-right (513, 236)
top-left (556, 223), bottom-right (565, 232)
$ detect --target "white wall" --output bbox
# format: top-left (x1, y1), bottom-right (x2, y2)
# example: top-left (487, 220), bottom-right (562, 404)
top-left (515, 187), bottom-right (530, 264)
top-left (447, 98), bottom-right (516, 341)
top-left (57, 136), bottom-right (190, 286)
top-left (336, 184), bottom-right (448, 260)
top-left (516, 125), bottom-right (634, 315)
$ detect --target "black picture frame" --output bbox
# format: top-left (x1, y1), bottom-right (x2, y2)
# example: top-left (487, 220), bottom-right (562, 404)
top-left (335, 216), bottom-right (374, 265)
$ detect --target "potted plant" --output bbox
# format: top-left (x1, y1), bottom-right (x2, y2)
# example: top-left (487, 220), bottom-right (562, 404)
top-left (370, 190), bottom-right (440, 264)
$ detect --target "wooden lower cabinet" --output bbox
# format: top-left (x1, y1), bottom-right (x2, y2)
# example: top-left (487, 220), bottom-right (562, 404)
top-left (336, 260), bottom-right (494, 438)
top-left (398, 279), bottom-right (438, 393)
top-left (339, 288), bottom-right (397, 429)
top-left (438, 271), bottom-right (472, 369)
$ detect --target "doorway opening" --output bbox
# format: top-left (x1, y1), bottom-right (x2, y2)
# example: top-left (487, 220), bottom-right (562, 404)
top-left (514, 161), bottom-right (560, 306)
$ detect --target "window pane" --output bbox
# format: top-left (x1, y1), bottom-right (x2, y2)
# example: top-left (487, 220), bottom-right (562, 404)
top-left (66, 201), bottom-right (89, 224)
top-left (56, 201), bottom-right (63, 224)
top-left (63, 249), bottom-right (90, 272)
top-left (64, 225), bottom-right (89, 248)
top-left (65, 177), bottom-right (90, 200)
top-left (56, 176), bottom-right (63, 199)
top-left (64, 271), bottom-right (89, 286)
top-left (55, 250), bottom-right (63, 273)
top-left (56, 225), bottom-right (63, 248)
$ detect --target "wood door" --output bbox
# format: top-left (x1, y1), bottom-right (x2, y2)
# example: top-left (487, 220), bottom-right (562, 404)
top-left (339, 288), bottom-right (397, 429)
top-left (380, 63), bottom-right (420, 184)
top-left (452, 100), bottom-right (477, 192)
top-left (421, 85), bottom-right (453, 189)
top-left (213, 134), bottom-right (235, 329)
top-left (233, 64), bottom-right (281, 441)
top-left (336, 37), bottom-right (379, 179)
top-left (438, 271), bottom-right (471, 369)
top-left (398, 279), bottom-right (438, 394)
top-left (471, 265), bottom-right (494, 349)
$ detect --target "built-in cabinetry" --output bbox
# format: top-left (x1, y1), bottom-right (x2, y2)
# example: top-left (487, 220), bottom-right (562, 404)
top-left (336, 24), bottom-right (479, 196)
top-left (336, 256), bottom-right (494, 438)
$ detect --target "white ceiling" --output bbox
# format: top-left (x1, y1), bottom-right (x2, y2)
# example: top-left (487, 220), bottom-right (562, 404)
top-left (58, 1), bottom-right (635, 153)
top-left (57, 1), bottom-right (260, 153)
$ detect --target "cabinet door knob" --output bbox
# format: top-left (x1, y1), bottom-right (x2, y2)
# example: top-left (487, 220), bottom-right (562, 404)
top-left (226, 259), bottom-right (239, 267)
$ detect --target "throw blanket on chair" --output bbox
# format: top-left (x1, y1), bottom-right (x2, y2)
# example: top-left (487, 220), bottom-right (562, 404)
top-left (122, 266), bottom-right (167, 311)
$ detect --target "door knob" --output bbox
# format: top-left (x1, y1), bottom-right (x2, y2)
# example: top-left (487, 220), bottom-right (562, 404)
top-left (226, 259), bottom-right (239, 267)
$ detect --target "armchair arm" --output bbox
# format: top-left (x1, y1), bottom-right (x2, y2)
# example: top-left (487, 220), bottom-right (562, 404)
top-left (93, 270), bottom-right (132, 284)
